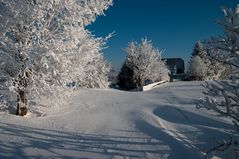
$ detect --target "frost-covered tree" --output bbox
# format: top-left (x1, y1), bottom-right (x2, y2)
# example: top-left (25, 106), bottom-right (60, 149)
top-left (188, 55), bottom-right (207, 80)
top-left (205, 6), bottom-right (239, 69)
top-left (117, 39), bottom-right (169, 90)
top-left (0, 0), bottom-right (112, 115)
top-left (192, 41), bottom-right (207, 57)
top-left (188, 41), bottom-right (209, 80)
top-left (188, 41), bottom-right (230, 81)
top-left (197, 5), bottom-right (239, 159)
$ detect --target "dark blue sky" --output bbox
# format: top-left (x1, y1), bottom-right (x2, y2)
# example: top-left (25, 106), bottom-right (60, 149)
top-left (87, 0), bottom-right (238, 70)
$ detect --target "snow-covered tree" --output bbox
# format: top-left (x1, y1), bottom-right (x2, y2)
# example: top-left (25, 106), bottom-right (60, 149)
top-left (197, 4), bottom-right (239, 158)
top-left (192, 41), bottom-right (207, 57)
top-left (205, 6), bottom-right (239, 69)
top-left (0, 0), bottom-right (112, 115)
top-left (188, 41), bottom-right (230, 81)
top-left (188, 41), bottom-right (209, 80)
top-left (188, 55), bottom-right (207, 80)
top-left (117, 38), bottom-right (169, 90)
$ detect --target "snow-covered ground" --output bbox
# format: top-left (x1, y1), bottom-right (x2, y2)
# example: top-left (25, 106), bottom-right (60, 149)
top-left (0, 81), bottom-right (236, 159)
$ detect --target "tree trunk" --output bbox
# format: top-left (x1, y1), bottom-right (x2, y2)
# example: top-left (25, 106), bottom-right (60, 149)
top-left (16, 70), bottom-right (29, 116)
top-left (16, 89), bottom-right (27, 116)
top-left (136, 77), bottom-right (143, 91)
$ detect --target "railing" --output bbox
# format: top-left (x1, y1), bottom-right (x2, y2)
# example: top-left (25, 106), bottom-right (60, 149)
top-left (142, 80), bottom-right (168, 91)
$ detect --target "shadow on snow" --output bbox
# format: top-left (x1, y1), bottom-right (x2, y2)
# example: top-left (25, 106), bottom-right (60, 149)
top-left (0, 122), bottom-right (169, 159)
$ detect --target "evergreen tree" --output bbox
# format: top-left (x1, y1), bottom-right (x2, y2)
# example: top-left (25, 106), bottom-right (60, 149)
top-left (117, 63), bottom-right (135, 89)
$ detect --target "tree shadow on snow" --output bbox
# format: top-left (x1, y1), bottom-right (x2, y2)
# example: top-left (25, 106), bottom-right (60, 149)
top-left (148, 106), bottom-right (237, 158)
top-left (0, 122), bottom-right (173, 159)
top-left (153, 105), bottom-right (234, 130)
top-left (135, 119), bottom-right (203, 159)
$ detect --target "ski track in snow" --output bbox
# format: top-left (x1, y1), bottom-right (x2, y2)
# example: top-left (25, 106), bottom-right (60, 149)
top-left (0, 81), bottom-right (236, 159)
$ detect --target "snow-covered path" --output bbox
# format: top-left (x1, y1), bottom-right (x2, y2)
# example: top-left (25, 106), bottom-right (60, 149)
top-left (0, 81), bottom-right (235, 159)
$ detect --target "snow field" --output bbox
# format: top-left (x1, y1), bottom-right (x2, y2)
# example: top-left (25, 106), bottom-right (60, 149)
top-left (0, 81), bottom-right (236, 159)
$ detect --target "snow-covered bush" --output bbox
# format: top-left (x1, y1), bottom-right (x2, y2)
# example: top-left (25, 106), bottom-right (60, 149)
top-left (197, 4), bottom-right (239, 158)
top-left (117, 38), bottom-right (169, 90)
top-left (188, 41), bottom-right (230, 81)
top-left (0, 0), bottom-right (112, 115)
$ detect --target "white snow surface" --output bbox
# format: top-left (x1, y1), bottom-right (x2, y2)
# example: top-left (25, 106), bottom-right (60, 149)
top-left (0, 81), bottom-right (236, 159)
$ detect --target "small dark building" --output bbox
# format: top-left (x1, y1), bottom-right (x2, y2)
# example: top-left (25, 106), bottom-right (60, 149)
top-left (162, 58), bottom-right (185, 81)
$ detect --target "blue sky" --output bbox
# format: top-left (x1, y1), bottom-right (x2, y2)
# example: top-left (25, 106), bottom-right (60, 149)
top-left (87, 0), bottom-right (238, 70)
